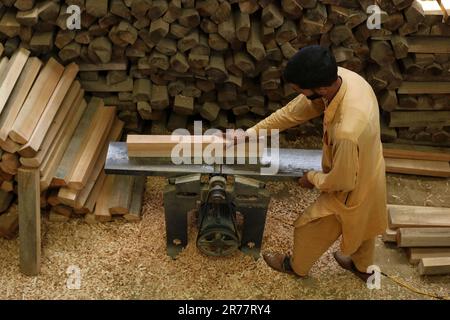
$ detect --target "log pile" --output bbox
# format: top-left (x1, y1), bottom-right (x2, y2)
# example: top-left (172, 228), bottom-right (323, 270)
top-left (0, 48), bottom-right (145, 238)
top-left (0, 0), bottom-right (449, 146)
top-left (383, 204), bottom-right (450, 276)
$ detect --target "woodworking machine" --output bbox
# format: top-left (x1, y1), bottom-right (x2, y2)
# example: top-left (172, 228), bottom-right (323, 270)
top-left (105, 142), bottom-right (322, 259)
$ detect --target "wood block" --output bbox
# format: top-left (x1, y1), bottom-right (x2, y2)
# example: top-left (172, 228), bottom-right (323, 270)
top-left (18, 168), bottom-right (41, 276)
top-left (109, 175), bottom-right (135, 215)
top-left (200, 102), bottom-right (220, 121)
top-left (178, 8), bottom-right (200, 28)
top-left (151, 85), bottom-right (170, 110)
top-left (88, 36), bottom-right (112, 64)
top-left (19, 63), bottom-right (79, 158)
top-left (382, 228), bottom-right (397, 243)
top-left (383, 144), bottom-right (450, 162)
top-left (262, 3), bottom-right (284, 28)
top-left (70, 118), bottom-right (124, 209)
top-left (235, 11), bottom-right (250, 42)
top-left (0, 204), bottom-right (18, 239)
top-left (149, 0), bottom-right (169, 19)
top-left (173, 94), bottom-right (194, 115)
top-left (247, 19), bottom-right (266, 61)
top-left (407, 36), bottom-right (450, 54)
top-left (0, 9), bottom-right (21, 37)
top-left (81, 77), bottom-right (133, 92)
top-left (133, 78), bottom-right (152, 102)
top-left (388, 204), bottom-right (450, 229)
top-left (397, 228), bottom-right (450, 247)
top-left (178, 29), bottom-right (199, 52)
top-left (211, 0), bottom-right (231, 24)
top-left (52, 97), bottom-right (103, 187)
top-left (389, 111), bottom-right (450, 128)
top-left (59, 42), bottom-right (82, 63)
top-left (78, 61), bottom-right (127, 72)
top-left (86, 0), bottom-right (108, 17)
top-left (38, 97), bottom-right (88, 191)
top-left (127, 134), bottom-right (226, 157)
top-left (0, 189), bottom-right (14, 213)
top-left (150, 18), bottom-right (169, 44)
top-left (124, 177), bottom-right (146, 222)
top-left (418, 257), bottom-right (450, 275)
top-left (0, 48), bottom-right (30, 116)
top-left (239, 0), bottom-right (259, 14)
top-left (83, 172), bottom-right (107, 215)
top-left (408, 248), bottom-right (450, 265)
top-left (206, 53), bottom-right (227, 82)
top-left (10, 58), bottom-right (65, 145)
top-left (385, 158), bottom-right (450, 178)
top-left (0, 152), bottom-right (19, 175)
top-left (94, 175), bottom-right (114, 222)
top-left (66, 107), bottom-right (116, 190)
top-left (398, 82), bottom-right (450, 94)
top-left (19, 84), bottom-right (83, 168)
top-left (29, 31), bottom-right (54, 53)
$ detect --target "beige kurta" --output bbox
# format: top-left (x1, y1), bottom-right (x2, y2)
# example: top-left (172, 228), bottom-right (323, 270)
top-left (249, 67), bottom-right (388, 255)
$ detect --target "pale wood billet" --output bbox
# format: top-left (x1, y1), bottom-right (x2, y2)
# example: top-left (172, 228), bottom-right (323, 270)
top-left (407, 248), bottom-right (450, 264)
top-left (94, 174), bottom-right (115, 222)
top-left (418, 257), bottom-right (450, 275)
top-left (385, 158), bottom-right (450, 178)
top-left (52, 97), bottom-right (104, 187)
top-left (397, 227), bottom-right (450, 247)
top-left (57, 118), bottom-right (124, 208)
top-left (19, 83), bottom-right (82, 168)
top-left (18, 168), bottom-right (41, 276)
top-left (124, 177), bottom-right (146, 222)
top-left (66, 106), bottom-right (116, 190)
top-left (383, 143), bottom-right (450, 162)
top-left (388, 204), bottom-right (450, 229)
top-left (18, 63), bottom-right (79, 158)
top-left (109, 175), bottom-right (135, 215)
top-left (10, 58), bottom-right (65, 145)
top-left (39, 98), bottom-right (88, 191)
top-left (0, 48), bottom-right (30, 116)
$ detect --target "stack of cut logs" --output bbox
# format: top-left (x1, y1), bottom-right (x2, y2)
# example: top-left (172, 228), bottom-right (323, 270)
top-left (383, 204), bottom-right (450, 276)
top-left (0, 47), bottom-right (145, 239)
top-left (0, 0), bottom-right (449, 146)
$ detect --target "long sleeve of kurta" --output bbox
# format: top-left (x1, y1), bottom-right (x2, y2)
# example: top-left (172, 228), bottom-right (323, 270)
top-left (248, 94), bottom-right (324, 134)
top-left (307, 139), bottom-right (359, 193)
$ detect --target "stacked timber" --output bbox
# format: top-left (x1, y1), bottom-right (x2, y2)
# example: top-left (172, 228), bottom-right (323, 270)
top-left (0, 49), bottom-right (145, 239)
top-left (382, 204), bottom-right (450, 276)
top-left (0, 0), bottom-right (449, 146)
top-left (382, 143), bottom-right (450, 178)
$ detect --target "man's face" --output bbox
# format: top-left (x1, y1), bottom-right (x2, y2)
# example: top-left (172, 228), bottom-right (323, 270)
top-left (291, 84), bottom-right (324, 101)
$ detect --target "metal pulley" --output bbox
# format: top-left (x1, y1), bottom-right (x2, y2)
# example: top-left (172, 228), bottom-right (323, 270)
top-left (196, 176), bottom-right (240, 257)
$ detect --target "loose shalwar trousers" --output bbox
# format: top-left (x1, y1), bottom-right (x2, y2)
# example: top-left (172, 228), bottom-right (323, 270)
top-left (290, 214), bottom-right (375, 276)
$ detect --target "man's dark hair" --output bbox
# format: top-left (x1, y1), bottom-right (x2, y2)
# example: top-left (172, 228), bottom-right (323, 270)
top-left (283, 45), bottom-right (338, 89)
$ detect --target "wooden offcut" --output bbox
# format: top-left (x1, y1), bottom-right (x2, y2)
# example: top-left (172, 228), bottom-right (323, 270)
top-left (18, 63), bottom-right (79, 157)
top-left (388, 205), bottom-right (450, 229)
top-left (384, 158), bottom-right (450, 178)
top-left (52, 97), bottom-right (103, 187)
top-left (124, 177), bottom-right (146, 222)
top-left (19, 84), bottom-right (83, 168)
top-left (66, 107), bottom-right (116, 190)
top-left (10, 58), bottom-right (65, 145)
top-left (407, 247), bottom-right (450, 264)
top-left (0, 48), bottom-right (30, 116)
top-left (383, 144), bottom-right (450, 162)
top-left (418, 257), bottom-right (450, 275)
top-left (397, 227), bottom-right (450, 247)
top-left (18, 168), bottom-right (41, 276)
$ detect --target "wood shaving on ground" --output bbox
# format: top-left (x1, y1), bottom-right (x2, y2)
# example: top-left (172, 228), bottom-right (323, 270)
top-left (0, 175), bottom-right (448, 300)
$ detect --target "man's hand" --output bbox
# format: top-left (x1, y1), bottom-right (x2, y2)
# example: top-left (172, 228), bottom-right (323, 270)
top-left (298, 173), bottom-right (314, 189)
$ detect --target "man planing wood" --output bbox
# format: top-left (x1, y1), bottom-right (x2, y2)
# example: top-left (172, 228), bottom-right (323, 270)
top-left (244, 45), bottom-right (388, 282)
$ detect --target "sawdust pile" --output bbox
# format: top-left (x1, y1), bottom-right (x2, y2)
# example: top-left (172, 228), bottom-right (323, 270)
top-left (0, 176), bottom-right (448, 299)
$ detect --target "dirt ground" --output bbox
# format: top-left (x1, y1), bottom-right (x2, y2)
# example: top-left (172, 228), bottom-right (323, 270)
top-left (0, 135), bottom-right (449, 300)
